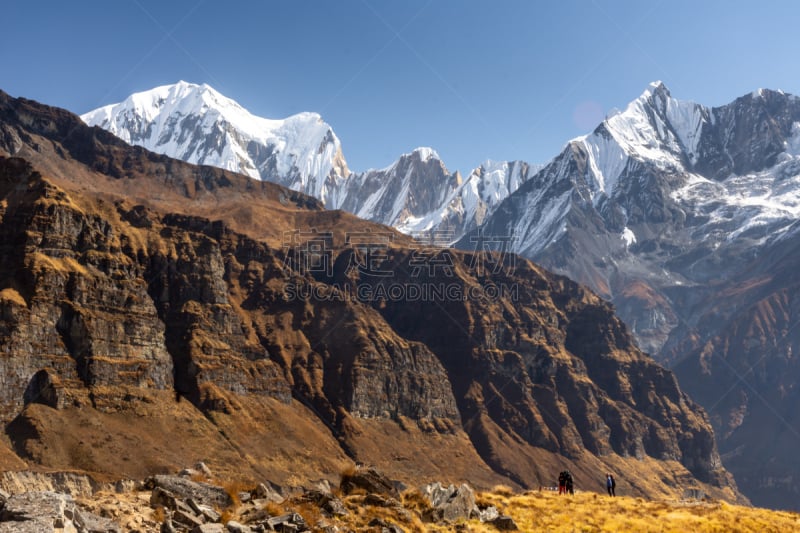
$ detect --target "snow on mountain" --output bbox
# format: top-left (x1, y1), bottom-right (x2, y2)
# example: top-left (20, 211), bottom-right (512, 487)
top-left (83, 83), bottom-right (538, 242)
top-left (783, 121), bottom-right (800, 156)
top-left (480, 82), bottom-right (800, 261)
top-left (672, 154), bottom-right (800, 245)
top-left (393, 159), bottom-right (540, 239)
top-left (338, 147), bottom-right (460, 228)
top-left (604, 81), bottom-right (707, 167)
top-left (463, 82), bottom-right (800, 357)
top-left (574, 81), bottom-right (711, 203)
top-left (82, 81), bottom-right (349, 204)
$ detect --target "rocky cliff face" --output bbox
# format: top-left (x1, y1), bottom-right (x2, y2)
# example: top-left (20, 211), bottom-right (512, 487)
top-left (0, 89), bottom-right (742, 502)
top-left (0, 157), bottom-right (174, 418)
top-left (330, 249), bottom-right (731, 491)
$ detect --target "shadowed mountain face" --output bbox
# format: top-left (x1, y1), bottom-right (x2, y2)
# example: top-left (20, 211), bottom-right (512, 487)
top-left (0, 90), bottom-right (742, 501)
top-left (666, 233), bottom-right (800, 509)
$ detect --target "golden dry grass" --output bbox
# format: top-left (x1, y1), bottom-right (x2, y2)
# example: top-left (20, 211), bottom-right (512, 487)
top-left (31, 252), bottom-right (89, 275)
top-left (339, 463), bottom-right (357, 482)
top-left (464, 490), bottom-right (800, 533)
top-left (151, 505), bottom-right (166, 523)
top-left (307, 487), bottom-right (800, 533)
top-left (491, 484), bottom-right (515, 498)
top-left (0, 287), bottom-right (26, 306)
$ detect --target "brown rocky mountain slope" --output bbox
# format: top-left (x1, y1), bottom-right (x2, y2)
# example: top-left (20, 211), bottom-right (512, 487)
top-left (0, 90), bottom-right (742, 501)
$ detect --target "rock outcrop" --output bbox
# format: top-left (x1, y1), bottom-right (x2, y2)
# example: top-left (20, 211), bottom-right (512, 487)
top-left (0, 466), bottom-right (519, 532)
top-left (0, 491), bottom-right (118, 533)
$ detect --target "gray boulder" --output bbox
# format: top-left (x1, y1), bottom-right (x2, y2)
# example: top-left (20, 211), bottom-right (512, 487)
top-left (339, 467), bottom-right (398, 498)
top-left (487, 515), bottom-right (519, 530)
top-left (191, 525), bottom-right (226, 533)
top-left (70, 506), bottom-right (121, 532)
top-left (303, 490), bottom-right (348, 517)
top-left (266, 512), bottom-right (307, 531)
top-left (225, 521), bottom-right (253, 533)
top-left (478, 505), bottom-right (500, 522)
top-left (146, 475), bottom-right (232, 508)
top-left (420, 482), bottom-right (478, 522)
top-left (0, 491), bottom-right (71, 533)
top-left (254, 482), bottom-right (285, 503)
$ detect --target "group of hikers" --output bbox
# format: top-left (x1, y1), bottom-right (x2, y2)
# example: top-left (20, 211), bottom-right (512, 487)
top-left (557, 470), bottom-right (574, 495)
top-left (556, 471), bottom-right (616, 496)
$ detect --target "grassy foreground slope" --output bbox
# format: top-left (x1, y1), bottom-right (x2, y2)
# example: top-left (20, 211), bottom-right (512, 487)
top-left (462, 489), bottom-right (800, 533)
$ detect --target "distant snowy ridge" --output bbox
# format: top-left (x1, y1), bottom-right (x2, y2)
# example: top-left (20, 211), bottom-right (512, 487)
top-left (82, 81), bottom-right (538, 241)
top-left (401, 159), bottom-right (541, 236)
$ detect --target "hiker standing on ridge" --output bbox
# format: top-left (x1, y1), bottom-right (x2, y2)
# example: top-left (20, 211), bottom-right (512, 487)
top-left (558, 471), bottom-right (567, 495)
top-left (606, 473), bottom-right (616, 496)
top-left (565, 471), bottom-right (574, 495)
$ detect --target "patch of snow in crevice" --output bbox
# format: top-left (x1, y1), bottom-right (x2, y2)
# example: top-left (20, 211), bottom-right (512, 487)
top-left (621, 227), bottom-right (636, 248)
top-left (581, 133), bottom-right (629, 200)
top-left (514, 190), bottom-right (572, 256)
top-left (665, 98), bottom-right (707, 165)
top-left (784, 122), bottom-right (800, 157)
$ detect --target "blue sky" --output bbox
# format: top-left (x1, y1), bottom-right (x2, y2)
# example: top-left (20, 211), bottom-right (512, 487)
top-left (3, 1), bottom-right (799, 173)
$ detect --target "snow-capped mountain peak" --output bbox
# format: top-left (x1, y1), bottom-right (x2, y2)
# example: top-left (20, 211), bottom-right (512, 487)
top-left (86, 81), bottom-right (259, 134)
top-left (604, 81), bottom-right (708, 165)
top-left (411, 146), bottom-right (439, 161)
top-left (82, 81), bottom-right (348, 203)
top-left (371, 146), bottom-right (443, 173)
top-left (572, 81), bottom-right (710, 200)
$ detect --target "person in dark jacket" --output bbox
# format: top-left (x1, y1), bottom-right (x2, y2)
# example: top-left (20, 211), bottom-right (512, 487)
top-left (606, 473), bottom-right (616, 496)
